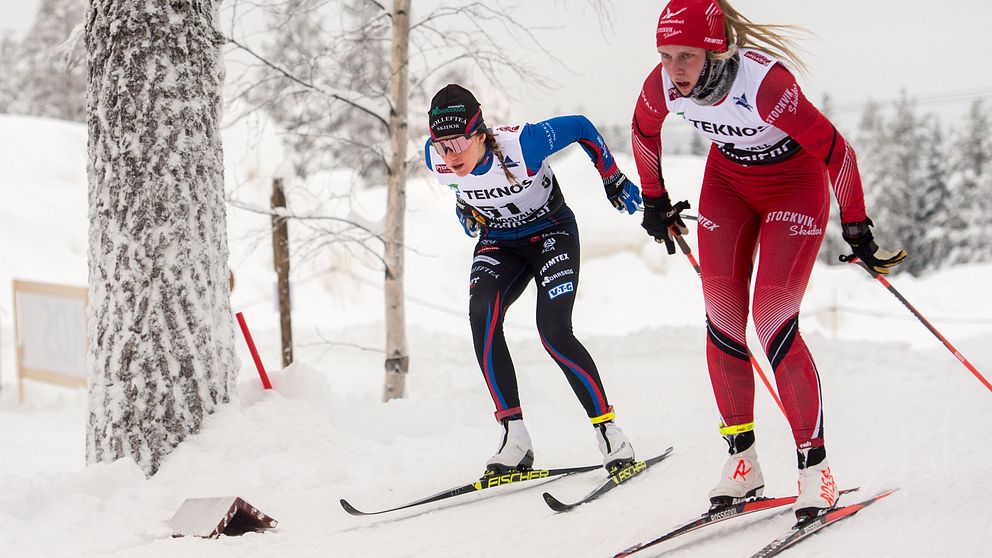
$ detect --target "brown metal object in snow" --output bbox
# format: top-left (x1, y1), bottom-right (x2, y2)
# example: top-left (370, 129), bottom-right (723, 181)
top-left (168, 497), bottom-right (277, 538)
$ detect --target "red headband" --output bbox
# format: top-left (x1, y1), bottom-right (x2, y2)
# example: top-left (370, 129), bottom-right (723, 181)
top-left (656, 0), bottom-right (727, 51)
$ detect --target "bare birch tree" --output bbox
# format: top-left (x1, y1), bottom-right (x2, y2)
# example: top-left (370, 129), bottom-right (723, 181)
top-left (86, 0), bottom-right (236, 476)
top-left (382, 0), bottom-right (411, 400)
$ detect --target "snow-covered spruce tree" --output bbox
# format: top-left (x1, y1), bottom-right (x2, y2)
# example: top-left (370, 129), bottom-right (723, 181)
top-left (7, 0), bottom-right (87, 122)
top-left (906, 116), bottom-right (953, 276)
top-left (871, 91), bottom-right (925, 274)
top-left (977, 155), bottom-right (992, 262)
top-left (86, 0), bottom-right (237, 476)
top-left (0, 35), bottom-right (18, 113)
top-left (688, 132), bottom-right (709, 156)
top-left (906, 115), bottom-right (954, 276)
top-left (946, 99), bottom-right (992, 264)
top-left (853, 97), bottom-right (921, 271)
top-left (854, 100), bottom-right (893, 220)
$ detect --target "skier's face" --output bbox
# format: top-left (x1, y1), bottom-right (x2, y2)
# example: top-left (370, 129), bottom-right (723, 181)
top-left (658, 45), bottom-right (707, 96)
top-left (435, 133), bottom-right (486, 177)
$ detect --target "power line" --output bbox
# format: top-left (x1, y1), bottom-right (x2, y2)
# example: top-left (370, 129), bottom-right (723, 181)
top-left (828, 86), bottom-right (992, 114)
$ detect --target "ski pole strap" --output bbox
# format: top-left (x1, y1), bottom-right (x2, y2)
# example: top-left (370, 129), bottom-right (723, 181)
top-left (590, 408), bottom-right (616, 425)
top-left (720, 422), bottom-right (755, 436)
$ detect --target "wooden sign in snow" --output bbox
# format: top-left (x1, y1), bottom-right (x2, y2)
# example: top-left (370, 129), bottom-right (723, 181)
top-left (167, 497), bottom-right (277, 538)
top-left (12, 279), bottom-right (88, 402)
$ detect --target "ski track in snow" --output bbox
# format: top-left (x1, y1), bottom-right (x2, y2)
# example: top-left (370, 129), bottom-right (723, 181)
top-left (1, 115), bottom-right (990, 557)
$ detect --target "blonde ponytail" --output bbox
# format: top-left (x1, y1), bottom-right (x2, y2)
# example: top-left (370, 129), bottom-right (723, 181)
top-left (711, 0), bottom-right (809, 74)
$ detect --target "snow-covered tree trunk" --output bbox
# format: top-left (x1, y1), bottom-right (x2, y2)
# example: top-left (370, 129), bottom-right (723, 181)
top-left (85, 0), bottom-right (236, 477)
top-left (382, 0), bottom-right (410, 402)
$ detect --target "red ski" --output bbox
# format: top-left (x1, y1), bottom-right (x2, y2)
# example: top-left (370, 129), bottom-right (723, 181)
top-left (748, 487), bottom-right (899, 558)
top-left (613, 488), bottom-right (859, 557)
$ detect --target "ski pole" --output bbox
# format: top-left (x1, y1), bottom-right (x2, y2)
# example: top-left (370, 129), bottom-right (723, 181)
top-left (839, 254), bottom-right (992, 395)
top-left (671, 233), bottom-right (789, 418)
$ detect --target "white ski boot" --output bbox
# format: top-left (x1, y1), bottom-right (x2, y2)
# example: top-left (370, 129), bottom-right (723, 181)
top-left (595, 421), bottom-right (635, 471)
top-left (795, 446), bottom-right (838, 522)
top-left (708, 431), bottom-right (764, 510)
top-left (486, 418), bottom-right (534, 473)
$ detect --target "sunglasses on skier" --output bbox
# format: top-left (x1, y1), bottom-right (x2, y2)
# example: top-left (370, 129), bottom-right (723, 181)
top-left (431, 133), bottom-right (480, 156)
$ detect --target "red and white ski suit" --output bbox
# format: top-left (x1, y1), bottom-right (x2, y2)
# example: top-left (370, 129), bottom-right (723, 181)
top-left (632, 49), bottom-right (868, 449)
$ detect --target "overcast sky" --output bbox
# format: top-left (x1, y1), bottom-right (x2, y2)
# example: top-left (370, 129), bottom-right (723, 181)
top-left (4, 1), bottom-right (991, 133)
top-left (503, 0), bottom-right (992, 131)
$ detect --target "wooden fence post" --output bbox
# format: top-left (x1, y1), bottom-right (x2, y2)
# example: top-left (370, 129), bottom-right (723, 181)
top-left (271, 178), bottom-right (293, 367)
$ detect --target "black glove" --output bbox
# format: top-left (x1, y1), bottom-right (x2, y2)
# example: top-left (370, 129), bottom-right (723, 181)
top-left (602, 170), bottom-right (642, 214)
top-left (642, 193), bottom-right (690, 254)
top-left (455, 197), bottom-right (486, 238)
top-left (841, 218), bottom-right (907, 274)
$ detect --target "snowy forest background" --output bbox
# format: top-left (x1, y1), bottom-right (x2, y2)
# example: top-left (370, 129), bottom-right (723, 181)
top-left (3, 0), bottom-right (991, 278)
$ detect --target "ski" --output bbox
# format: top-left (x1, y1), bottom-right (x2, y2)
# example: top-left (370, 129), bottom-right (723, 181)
top-left (339, 462), bottom-right (602, 516)
top-left (748, 487), bottom-right (900, 558)
top-left (542, 447), bottom-right (675, 512)
top-left (612, 487), bottom-right (860, 557)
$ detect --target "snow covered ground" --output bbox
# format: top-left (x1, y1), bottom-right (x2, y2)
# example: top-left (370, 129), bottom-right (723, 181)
top-left (1, 114), bottom-right (990, 557)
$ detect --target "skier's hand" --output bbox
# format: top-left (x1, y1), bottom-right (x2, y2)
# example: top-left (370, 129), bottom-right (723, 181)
top-left (841, 218), bottom-right (907, 274)
top-left (603, 170), bottom-right (642, 215)
top-left (642, 193), bottom-right (690, 254)
top-left (455, 198), bottom-right (485, 238)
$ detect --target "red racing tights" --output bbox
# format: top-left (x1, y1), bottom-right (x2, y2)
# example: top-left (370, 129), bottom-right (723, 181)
top-left (697, 146), bottom-right (829, 450)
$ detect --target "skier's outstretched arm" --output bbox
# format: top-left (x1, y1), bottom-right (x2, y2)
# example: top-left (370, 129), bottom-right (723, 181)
top-left (518, 116), bottom-right (642, 214)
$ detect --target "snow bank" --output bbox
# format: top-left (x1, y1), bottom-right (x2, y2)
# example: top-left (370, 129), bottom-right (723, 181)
top-left (1, 114), bottom-right (989, 557)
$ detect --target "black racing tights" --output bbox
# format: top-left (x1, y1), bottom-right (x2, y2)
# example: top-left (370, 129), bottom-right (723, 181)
top-left (468, 213), bottom-right (613, 423)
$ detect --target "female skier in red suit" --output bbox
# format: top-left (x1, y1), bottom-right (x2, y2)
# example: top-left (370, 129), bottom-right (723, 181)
top-left (631, 0), bottom-right (906, 521)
